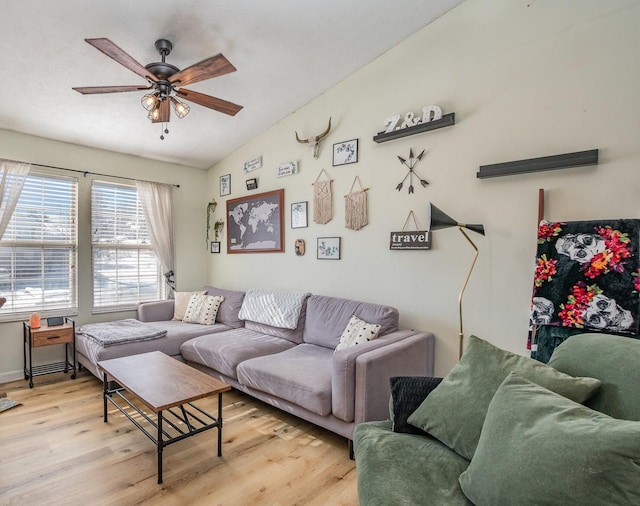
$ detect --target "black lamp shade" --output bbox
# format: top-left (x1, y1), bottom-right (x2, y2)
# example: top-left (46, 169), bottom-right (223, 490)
top-left (427, 203), bottom-right (458, 230)
top-left (427, 203), bottom-right (485, 236)
top-left (465, 224), bottom-right (485, 236)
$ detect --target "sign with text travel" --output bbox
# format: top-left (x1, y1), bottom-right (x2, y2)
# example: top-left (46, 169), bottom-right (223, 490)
top-left (389, 231), bottom-right (431, 250)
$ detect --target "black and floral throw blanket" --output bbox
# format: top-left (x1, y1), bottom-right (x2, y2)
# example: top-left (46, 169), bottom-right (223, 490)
top-left (530, 219), bottom-right (640, 361)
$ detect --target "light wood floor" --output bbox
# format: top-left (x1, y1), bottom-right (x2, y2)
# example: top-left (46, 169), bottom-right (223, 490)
top-left (0, 371), bottom-right (358, 505)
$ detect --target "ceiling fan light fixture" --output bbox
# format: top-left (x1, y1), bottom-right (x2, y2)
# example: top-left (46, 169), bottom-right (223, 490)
top-left (170, 96), bottom-right (190, 119)
top-left (141, 92), bottom-right (159, 111)
top-left (148, 104), bottom-right (162, 121)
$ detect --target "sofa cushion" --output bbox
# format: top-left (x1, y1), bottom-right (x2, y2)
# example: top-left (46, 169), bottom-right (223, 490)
top-left (180, 327), bottom-right (295, 380)
top-left (303, 295), bottom-right (398, 349)
top-left (354, 421), bottom-right (471, 506)
top-left (203, 286), bottom-right (245, 328)
top-left (173, 291), bottom-right (206, 320)
top-left (548, 333), bottom-right (640, 420)
top-left (183, 294), bottom-right (224, 325)
top-left (335, 315), bottom-right (381, 351)
top-left (237, 344), bottom-right (333, 416)
top-left (407, 335), bottom-right (602, 460)
top-left (244, 297), bottom-right (308, 344)
top-left (390, 376), bottom-right (443, 435)
top-left (459, 373), bottom-right (640, 505)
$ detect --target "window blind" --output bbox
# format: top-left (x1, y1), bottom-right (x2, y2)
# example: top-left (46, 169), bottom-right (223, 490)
top-left (91, 181), bottom-right (163, 311)
top-left (0, 173), bottom-right (78, 318)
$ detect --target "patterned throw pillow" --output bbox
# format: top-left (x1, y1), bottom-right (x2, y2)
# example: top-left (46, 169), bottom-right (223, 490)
top-left (183, 294), bottom-right (224, 325)
top-left (173, 290), bottom-right (206, 320)
top-left (335, 314), bottom-right (381, 351)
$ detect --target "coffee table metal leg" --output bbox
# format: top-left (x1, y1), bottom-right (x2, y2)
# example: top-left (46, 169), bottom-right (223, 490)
top-left (157, 411), bottom-right (163, 484)
top-left (217, 393), bottom-right (223, 457)
top-left (103, 373), bottom-right (108, 422)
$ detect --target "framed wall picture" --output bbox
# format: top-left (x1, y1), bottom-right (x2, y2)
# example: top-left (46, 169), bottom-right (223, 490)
top-left (246, 178), bottom-right (258, 190)
top-left (317, 237), bottom-right (341, 260)
top-left (210, 241), bottom-right (221, 253)
top-left (291, 201), bottom-right (308, 229)
top-left (332, 139), bottom-right (359, 166)
top-left (220, 174), bottom-right (231, 196)
top-left (226, 189), bottom-right (284, 253)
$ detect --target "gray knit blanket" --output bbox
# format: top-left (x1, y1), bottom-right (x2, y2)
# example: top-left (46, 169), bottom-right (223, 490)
top-left (77, 318), bottom-right (167, 347)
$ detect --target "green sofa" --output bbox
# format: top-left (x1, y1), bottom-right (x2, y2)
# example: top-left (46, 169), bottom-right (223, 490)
top-left (353, 333), bottom-right (640, 505)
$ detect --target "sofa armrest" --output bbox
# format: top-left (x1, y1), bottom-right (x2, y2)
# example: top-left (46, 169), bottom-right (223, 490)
top-left (332, 329), bottom-right (434, 423)
top-left (137, 300), bottom-right (175, 322)
top-left (354, 332), bottom-right (435, 425)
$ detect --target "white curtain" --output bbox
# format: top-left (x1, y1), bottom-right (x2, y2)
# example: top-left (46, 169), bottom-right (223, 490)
top-left (136, 180), bottom-right (176, 298)
top-left (0, 159), bottom-right (30, 239)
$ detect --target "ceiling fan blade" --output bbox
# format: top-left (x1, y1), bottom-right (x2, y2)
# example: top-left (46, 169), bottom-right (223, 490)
top-left (85, 38), bottom-right (157, 82)
top-left (176, 89), bottom-right (243, 116)
top-left (169, 54), bottom-right (236, 86)
top-left (72, 85), bottom-right (151, 94)
top-left (151, 99), bottom-right (170, 123)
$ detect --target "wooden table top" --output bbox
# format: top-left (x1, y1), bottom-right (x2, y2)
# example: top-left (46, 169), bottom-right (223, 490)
top-left (98, 351), bottom-right (230, 412)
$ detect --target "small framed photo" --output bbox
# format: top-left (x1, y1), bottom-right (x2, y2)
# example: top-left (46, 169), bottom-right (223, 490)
top-left (317, 237), bottom-right (341, 260)
top-left (246, 178), bottom-right (258, 190)
top-left (220, 174), bottom-right (231, 196)
top-left (210, 241), bottom-right (221, 254)
top-left (332, 139), bottom-right (358, 166)
top-left (291, 201), bottom-right (308, 229)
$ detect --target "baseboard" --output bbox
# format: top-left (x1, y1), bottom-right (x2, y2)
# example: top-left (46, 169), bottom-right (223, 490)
top-left (0, 369), bottom-right (24, 385)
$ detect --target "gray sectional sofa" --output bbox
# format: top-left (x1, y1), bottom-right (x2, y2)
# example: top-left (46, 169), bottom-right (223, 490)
top-left (75, 286), bottom-right (435, 446)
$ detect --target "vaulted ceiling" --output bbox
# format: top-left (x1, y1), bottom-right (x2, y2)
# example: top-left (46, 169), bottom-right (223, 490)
top-left (1, 0), bottom-right (464, 169)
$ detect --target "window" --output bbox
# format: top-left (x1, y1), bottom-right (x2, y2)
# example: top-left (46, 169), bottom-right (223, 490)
top-left (91, 181), bottom-right (163, 311)
top-left (0, 173), bottom-right (78, 318)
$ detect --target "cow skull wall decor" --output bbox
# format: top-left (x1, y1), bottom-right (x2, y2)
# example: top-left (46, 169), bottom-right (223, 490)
top-left (295, 117), bottom-right (332, 159)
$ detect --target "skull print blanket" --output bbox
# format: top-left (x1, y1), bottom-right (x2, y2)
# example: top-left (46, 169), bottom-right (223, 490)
top-left (530, 219), bottom-right (640, 361)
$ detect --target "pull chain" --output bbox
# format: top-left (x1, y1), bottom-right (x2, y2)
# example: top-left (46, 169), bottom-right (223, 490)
top-left (160, 122), bottom-right (169, 140)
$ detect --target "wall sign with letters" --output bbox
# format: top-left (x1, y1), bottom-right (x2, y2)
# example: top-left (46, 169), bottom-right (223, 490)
top-left (390, 210), bottom-right (431, 250)
top-left (389, 231), bottom-right (431, 250)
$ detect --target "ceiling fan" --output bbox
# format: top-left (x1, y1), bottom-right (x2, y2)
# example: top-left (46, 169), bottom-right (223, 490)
top-left (73, 38), bottom-right (243, 139)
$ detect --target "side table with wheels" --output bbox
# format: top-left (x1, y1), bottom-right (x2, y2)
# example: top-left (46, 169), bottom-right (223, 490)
top-left (23, 317), bottom-right (76, 388)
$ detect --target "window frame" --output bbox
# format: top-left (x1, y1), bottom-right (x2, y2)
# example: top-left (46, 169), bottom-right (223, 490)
top-left (0, 171), bottom-right (78, 321)
top-left (91, 180), bottom-right (164, 313)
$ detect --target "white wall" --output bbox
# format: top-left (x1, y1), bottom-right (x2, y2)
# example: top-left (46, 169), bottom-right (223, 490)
top-left (207, 0), bottom-right (640, 376)
top-left (0, 129), bottom-right (208, 381)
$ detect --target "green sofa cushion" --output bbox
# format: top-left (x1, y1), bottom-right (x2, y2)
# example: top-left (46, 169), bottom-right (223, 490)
top-left (458, 373), bottom-right (640, 505)
top-left (548, 332), bottom-right (640, 420)
top-left (354, 421), bottom-right (471, 506)
top-left (407, 335), bottom-right (601, 460)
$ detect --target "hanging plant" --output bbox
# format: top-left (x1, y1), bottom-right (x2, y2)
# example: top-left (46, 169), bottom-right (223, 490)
top-left (206, 199), bottom-right (218, 248)
top-left (214, 219), bottom-right (225, 241)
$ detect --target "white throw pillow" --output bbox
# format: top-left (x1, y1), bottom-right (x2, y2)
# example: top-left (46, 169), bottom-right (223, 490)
top-left (335, 314), bottom-right (382, 351)
top-left (173, 291), bottom-right (206, 320)
top-left (183, 294), bottom-right (224, 325)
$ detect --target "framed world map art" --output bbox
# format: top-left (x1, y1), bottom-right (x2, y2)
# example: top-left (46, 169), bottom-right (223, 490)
top-left (226, 189), bottom-right (284, 253)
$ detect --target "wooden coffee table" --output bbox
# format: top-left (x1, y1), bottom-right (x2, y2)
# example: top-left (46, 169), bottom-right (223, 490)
top-left (97, 351), bottom-right (231, 484)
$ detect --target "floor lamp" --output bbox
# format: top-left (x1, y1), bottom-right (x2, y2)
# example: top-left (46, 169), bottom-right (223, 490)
top-left (427, 203), bottom-right (485, 359)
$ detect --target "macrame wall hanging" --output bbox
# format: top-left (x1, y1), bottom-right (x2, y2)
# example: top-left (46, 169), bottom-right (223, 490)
top-left (313, 169), bottom-right (333, 224)
top-left (344, 176), bottom-right (369, 231)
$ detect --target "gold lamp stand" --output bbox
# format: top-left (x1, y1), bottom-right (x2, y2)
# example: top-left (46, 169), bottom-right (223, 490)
top-left (428, 203), bottom-right (485, 359)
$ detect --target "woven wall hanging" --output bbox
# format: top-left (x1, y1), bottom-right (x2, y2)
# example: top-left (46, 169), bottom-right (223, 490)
top-left (344, 176), bottom-right (369, 230)
top-left (313, 169), bottom-right (333, 224)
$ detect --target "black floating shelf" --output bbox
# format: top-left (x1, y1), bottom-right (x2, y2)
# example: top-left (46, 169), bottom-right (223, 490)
top-left (476, 149), bottom-right (599, 179)
top-left (373, 113), bottom-right (455, 143)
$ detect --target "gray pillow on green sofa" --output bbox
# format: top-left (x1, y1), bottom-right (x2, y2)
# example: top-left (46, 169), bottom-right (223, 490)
top-left (458, 372), bottom-right (640, 505)
top-left (407, 335), bottom-right (601, 460)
